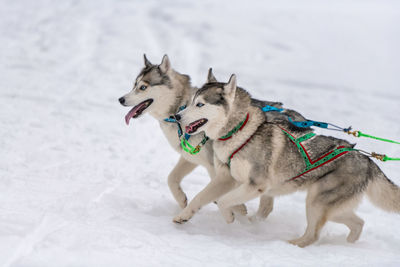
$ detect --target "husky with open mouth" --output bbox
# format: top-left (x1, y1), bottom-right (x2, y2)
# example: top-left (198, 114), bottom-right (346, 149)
top-left (175, 74), bottom-right (400, 247)
top-left (119, 55), bottom-right (290, 221)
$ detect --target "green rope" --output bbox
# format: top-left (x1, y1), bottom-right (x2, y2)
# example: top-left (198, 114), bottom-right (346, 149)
top-left (348, 130), bottom-right (400, 145)
top-left (346, 130), bottom-right (400, 161)
top-left (383, 155), bottom-right (400, 162)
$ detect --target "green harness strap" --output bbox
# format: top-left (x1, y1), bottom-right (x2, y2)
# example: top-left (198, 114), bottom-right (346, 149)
top-left (281, 131), bottom-right (316, 170)
top-left (280, 128), bottom-right (355, 180)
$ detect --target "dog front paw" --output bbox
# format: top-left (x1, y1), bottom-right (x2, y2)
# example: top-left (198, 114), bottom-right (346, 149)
top-left (223, 209), bottom-right (235, 224)
top-left (232, 204), bottom-right (247, 216)
top-left (217, 205), bottom-right (235, 224)
top-left (173, 208), bottom-right (195, 224)
top-left (288, 237), bottom-right (316, 248)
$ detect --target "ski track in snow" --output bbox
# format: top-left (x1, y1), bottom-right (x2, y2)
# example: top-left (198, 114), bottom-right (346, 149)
top-left (1, 0), bottom-right (400, 266)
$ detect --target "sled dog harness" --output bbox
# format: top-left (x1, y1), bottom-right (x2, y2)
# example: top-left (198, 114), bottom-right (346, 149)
top-left (164, 104), bottom-right (399, 161)
top-left (278, 127), bottom-right (355, 180)
top-left (217, 113), bottom-right (354, 177)
top-left (262, 105), bottom-right (400, 162)
top-left (217, 113), bottom-right (253, 167)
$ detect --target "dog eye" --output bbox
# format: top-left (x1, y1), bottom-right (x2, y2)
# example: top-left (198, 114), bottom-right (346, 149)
top-left (139, 85), bottom-right (147, 90)
top-left (196, 103), bottom-right (204, 107)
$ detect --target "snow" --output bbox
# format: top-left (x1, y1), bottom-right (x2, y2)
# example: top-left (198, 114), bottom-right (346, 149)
top-left (1, 0), bottom-right (400, 266)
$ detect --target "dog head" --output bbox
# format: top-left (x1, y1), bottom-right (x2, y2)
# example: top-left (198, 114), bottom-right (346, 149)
top-left (177, 73), bottom-right (237, 139)
top-left (119, 54), bottom-right (181, 124)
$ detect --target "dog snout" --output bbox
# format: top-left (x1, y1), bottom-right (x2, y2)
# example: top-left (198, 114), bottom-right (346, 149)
top-left (174, 114), bottom-right (181, 121)
top-left (119, 97), bottom-right (125, 105)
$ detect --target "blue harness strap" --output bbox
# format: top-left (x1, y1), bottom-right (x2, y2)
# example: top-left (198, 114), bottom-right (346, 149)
top-left (164, 105), bottom-right (190, 140)
top-left (288, 117), bottom-right (328, 129)
top-left (262, 105), bottom-right (284, 112)
top-left (262, 105), bottom-right (346, 131)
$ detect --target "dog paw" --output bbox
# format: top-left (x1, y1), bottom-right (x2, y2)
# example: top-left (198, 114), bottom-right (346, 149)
top-left (173, 208), bottom-right (194, 224)
top-left (347, 229), bottom-right (362, 243)
top-left (288, 237), bottom-right (315, 248)
top-left (248, 214), bottom-right (262, 223)
top-left (219, 208), bottom-right (235, 224)
top-left (232, 204), bottom-right (247, 216)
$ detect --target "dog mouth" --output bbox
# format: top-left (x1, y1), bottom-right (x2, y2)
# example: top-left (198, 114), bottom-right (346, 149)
top-left (124, 99), bottom-right (153, 125)
top-left (185, 119), bottom-right (208, 134)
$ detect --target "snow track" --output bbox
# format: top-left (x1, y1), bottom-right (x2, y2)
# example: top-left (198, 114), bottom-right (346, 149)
top-left (1, 0), bottom-right (399, 266)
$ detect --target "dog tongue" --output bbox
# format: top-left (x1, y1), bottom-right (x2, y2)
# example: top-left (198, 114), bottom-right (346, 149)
top-left (185, 122), bottom-right (197, 134)
top-left (125, 106), bottom-right (140, 125)
top-left (185, 125), bottom-right (192, 133)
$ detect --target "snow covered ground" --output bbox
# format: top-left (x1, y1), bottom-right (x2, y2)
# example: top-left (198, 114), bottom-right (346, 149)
top-left (1, 0), bottom-right (400, 266)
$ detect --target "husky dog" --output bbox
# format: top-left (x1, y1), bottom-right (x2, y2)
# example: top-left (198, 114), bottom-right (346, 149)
top-left (175, 74), bottom-right (400, 247)
top-left (119, 55), bottom-right (284, 220)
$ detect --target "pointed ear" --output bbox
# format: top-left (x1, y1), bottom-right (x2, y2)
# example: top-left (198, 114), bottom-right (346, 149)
top-left (207, 68), bottom-right (218, 83)
top-left (159, 54), bottom-right (171, 73)
top-left (144, 54), bottom-right (152, 68)
top-left (224, 74), bottom-right (237, 97)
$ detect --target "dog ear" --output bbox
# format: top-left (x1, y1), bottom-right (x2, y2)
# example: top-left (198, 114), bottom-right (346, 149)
top-left (159, 54), bottom-right (171, 73)
top-left (224, 74), bottom-right (237, 96)
top-left (207, 68), bottom-right (218, 83)
top-left (144, 54), bottom-right (152, 68)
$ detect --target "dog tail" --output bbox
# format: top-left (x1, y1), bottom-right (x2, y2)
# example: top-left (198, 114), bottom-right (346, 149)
top-left (366, 164), bottom-right (400, 213)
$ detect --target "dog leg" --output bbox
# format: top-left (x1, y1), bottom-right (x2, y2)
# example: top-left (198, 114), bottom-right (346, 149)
top-left (249, 195), bottom-right (274, 221)
top-left (330, 211), bottom-right (364, 243)
top-left (217, 184), bottom-right (264, 223)
top-left (168, 156), bottom-right (197, 209)
top-left (289, 195), bottom-right (327, 248)
top-left (205, 167), bottom-right (248, 217)
top-left (173, 167), bottom-right (236, 224)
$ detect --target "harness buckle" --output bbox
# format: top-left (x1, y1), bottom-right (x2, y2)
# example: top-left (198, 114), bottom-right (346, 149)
top-left (347, 130), bottom-right (360, 137)
top-left (371, 152), bottom-right (386, 161)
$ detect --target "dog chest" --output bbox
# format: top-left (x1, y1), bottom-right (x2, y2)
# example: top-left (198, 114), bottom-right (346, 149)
top-left (229, 159), bottom-right (252, 183)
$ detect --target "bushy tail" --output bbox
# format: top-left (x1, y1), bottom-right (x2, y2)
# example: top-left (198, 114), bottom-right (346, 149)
top-left (367, 170), bottom-right (400, 213)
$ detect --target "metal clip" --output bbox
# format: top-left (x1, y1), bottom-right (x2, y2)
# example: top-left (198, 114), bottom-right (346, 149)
top-left (347, 130), bottom-right (360, 137)
top-left (193, 145), bottom-right (201, 153)
top-left (371, 152), bottom-right (386, 161)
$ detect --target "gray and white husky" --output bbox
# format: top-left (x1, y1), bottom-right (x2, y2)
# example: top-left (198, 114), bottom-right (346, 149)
top-left (175, 74), bottom-right (400, 247)
top-left (119, 55), bottom-right (288, 220)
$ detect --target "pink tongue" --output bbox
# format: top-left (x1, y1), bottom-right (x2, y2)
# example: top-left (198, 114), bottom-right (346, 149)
top-left (125, 106), bottom-right (140, 125)
top-left (185, 123), bottom-right (196, 133)
top-left (185, 125), bottom-right (192, 133)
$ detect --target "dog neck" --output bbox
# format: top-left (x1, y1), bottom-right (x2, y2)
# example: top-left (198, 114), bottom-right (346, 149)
top-left (150, 70), bottom-right (193, 121)
top-left (216, 88), bottom-right (259, 138)
top-left (213, 89), bottom-right (265, 162)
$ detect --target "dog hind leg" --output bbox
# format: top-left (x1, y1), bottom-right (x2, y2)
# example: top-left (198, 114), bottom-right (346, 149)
top-left (330, 211), bottom-right (364, 243)
top-left (256, 195), bottom-right (274, 220)
top-left (289, 191), bottom-right (328, 248)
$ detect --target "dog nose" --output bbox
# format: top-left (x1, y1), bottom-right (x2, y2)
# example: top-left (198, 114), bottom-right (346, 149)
top-left (119, 97), bottom-right (125, 105)
top-left (174, 114), bottom-right (181, 121)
